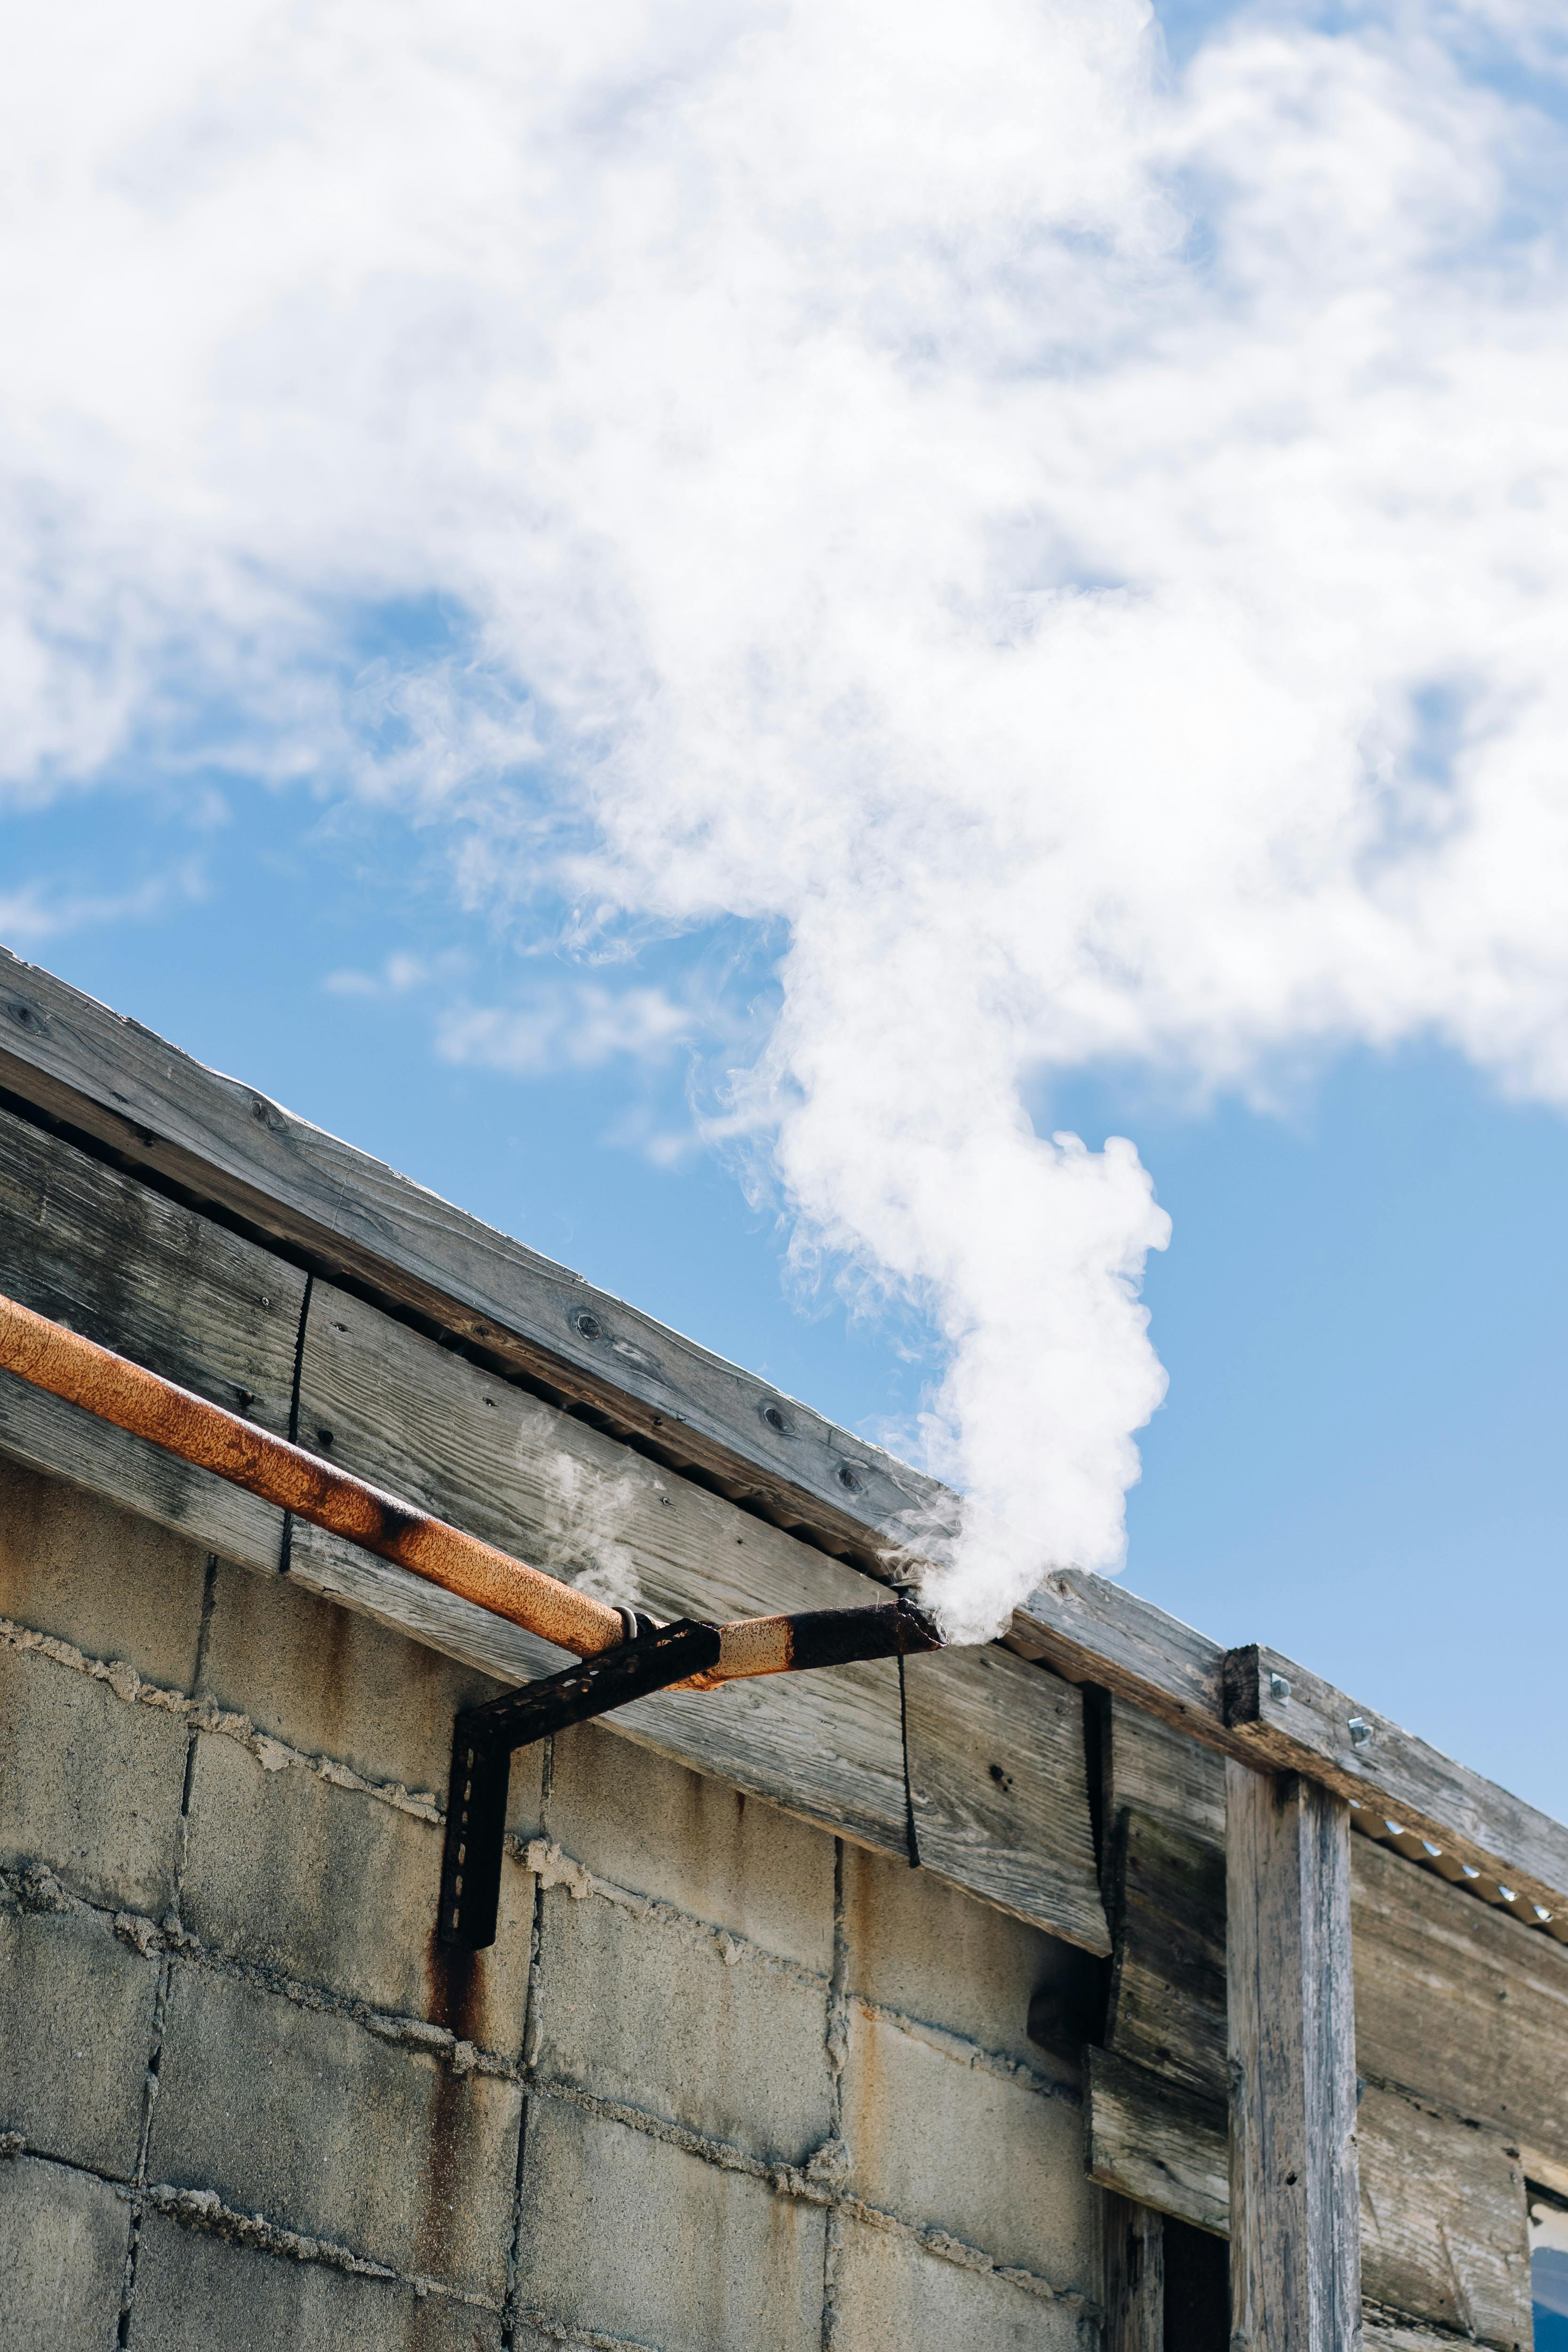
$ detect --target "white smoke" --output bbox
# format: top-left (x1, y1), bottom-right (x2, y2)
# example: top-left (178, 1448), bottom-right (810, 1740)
top-left (4, 0), bottom-right (1568, 1634)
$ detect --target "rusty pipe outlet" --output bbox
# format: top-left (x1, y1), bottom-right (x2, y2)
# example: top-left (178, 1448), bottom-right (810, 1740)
top-left (672, 1600), bottom-right (942, 1688)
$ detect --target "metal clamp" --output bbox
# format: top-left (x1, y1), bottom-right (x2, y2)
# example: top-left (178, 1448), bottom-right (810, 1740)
top-left (438, 1617), bottom-right (721, 1951)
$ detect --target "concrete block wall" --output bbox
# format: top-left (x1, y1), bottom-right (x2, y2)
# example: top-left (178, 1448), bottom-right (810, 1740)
top-left (0, 1454), bottom-right (1105, 2350)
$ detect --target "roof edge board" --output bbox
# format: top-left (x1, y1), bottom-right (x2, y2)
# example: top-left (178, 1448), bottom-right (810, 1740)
top-left (0, 945), bottom-right (956, 1568)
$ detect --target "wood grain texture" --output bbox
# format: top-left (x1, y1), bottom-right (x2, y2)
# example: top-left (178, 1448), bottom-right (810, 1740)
top-left (1091, 1966), bottom-right (1534, 2347)
top-left (1106, 1806), bottom-right (1227, 2101)
top-left (0, 1099), bottom-right (304, 1433)
top-left (1103, 2193), bottom-right (1164, 2352)
top-left (1356, 2090), bottom-right (1530, 2351)
top-left (1226, 1761), bottom-right (1361, 2352)
top-left (0, 1110), bottom-right (1107, 1942)
top-left (296, 1279), bottom-right (910, 1856)
top-left (1099, 1770), bottom-right (1568, 2179)
top-left (0, 945), bottom-right (952, 1565)
top-left (1360, 2316), bottom-right (1480, 2352)
top-left (1109, 1693), bottom-right (1226, 1846)
top-left (1351, 1834), bottom-right (1568, 2160)
top-left (1009, 1570), bottom-right (1227, 1741)
top-left (0, 1367), bottom-right (285, 1578)
top-left (287, 1519), bottom-right (567, 1687)
top-left (902, 1643), bottom-right (1109, 1955)
top-left (300, 1280), bottom-right (1108, 1933)
top-left (1226, 1642), bottom-right (1568, 1928)
top-left (1085, 2044), bottom-right (1230, 2237)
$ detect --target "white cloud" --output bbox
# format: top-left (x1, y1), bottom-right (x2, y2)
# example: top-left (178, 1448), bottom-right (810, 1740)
top-left (438, 984), bottom-right (691, 1077)
top-left (4, 0), bottom-right (1568, 1629)
top-left (323, 949), bottom-right (464, 1000)
top-left (0, 862), bottom-right (206, 944)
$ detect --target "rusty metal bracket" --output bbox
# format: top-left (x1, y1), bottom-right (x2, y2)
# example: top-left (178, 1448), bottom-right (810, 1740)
top-left (438, 1616), bottom-right (723, 1951)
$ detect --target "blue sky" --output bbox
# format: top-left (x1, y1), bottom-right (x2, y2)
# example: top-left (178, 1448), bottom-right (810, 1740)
top-left (4, 0), bottom-right (1568, 1817)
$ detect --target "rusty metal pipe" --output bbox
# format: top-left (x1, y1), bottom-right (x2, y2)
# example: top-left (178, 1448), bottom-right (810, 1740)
top-left (0, 1289), bottom-right (943, 1681)
top-left (675, 1602), bottom-right (942, 1689)
top-left (0, 1287), bottom-right (627, 1657)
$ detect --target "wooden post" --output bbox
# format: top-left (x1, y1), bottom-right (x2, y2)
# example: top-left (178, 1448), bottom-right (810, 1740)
top-left (1105, 2193), bottom-right (1164, 2352)
top-left (1226, 1761), bottom-right (1361, 2352)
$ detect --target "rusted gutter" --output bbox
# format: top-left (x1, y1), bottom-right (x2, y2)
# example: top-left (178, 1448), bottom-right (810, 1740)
top-left (0, 1289), bottom-right (942, 1685)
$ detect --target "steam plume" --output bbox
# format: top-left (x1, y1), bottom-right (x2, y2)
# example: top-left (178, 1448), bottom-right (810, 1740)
top-left (4, 0), bottom-right (1568, 1633)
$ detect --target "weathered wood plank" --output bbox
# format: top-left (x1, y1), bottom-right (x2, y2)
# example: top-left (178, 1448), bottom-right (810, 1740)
top-left (1108, 1693), bottom-right (1226, 1845)
top-left (1226, 1642), bottom-right (1568, 1932)
top-left (0, 1368), bottom-right (285, 1578)
top-left (0, 1114), bottom-right (1106, 1939)
top-left (287, 1519), bottom-right (566, 1686)
top-left (1103, 2193), bottom-right (1164, 2352)
top-left (297, 1282), bottom-right (883, 1623)
top-left (1226, 1760), bottom-right (1361, 2352)
top-left (1360, 2316), bottom-right (1474, 2352)
top-left (1351, 1833), bottom-right (1568, 2161)
top-left (0, 946), bottom-right (952, 1564)
top-left (902, 1644), bottom-right (1109, 1955)
top-left (1106, 1806), bottom-right (1226, 2100)
top-left (1085, 2044), bottom-right (1230, 2237)
top-left (1102, 1778), bottom-right (1568, 2177)
top-left (1356, 2089), bottom-right (1530, 2351)
top-left (0, 1099), bottom-right (304, 1433)
top-left (299, 1281), bottom-right (1108, 1940)
top-left (1091, 2025), bottom-right (1525, 2346)
top-left (297, 1279), bottom-right (911, 1857)
top-left (1009, 1570), bottom-right (1227, 1741)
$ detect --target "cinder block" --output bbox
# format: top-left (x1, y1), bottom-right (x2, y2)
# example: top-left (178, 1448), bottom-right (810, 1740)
top-left (531, 1880), bottom-right (831, 2167)
top-left (842, 1843), bottom-right (1093, 2074)
top-left (199, 1563), bottom-right (541, 1828)
top-left (127, 2209), bottom-right (502, 2352)
top-left (514, 2097), bottom-right (823, 2352)
top-left (830, 2215), bottom-right (1082, 2352)
top-left (0, 2152), bottom-right (131, 2352)
top-left (0, 1645), bottom-right (187, 1914)
top-left (546, 1720), bottom-right (834, 1973)
top-left (179, 1732), bottom-right (533, 2049)
top-left (147, 1961), bottom-right (523, 2299)
top-left (839, 2009), bottom-right (1094, 2288)
top-left (0, 1454), bottom-right (208, 1690)
top-left (0, 1893), bottom-right (158, 2175)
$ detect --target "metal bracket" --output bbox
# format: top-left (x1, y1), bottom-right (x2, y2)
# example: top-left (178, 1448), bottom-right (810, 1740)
top-left (438, 1615), bottom-right (722, 1951)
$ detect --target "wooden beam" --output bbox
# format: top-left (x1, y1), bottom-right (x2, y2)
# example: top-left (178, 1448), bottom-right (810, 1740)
top-left (1014, 1573), bottom-right (1568, 1929)
top-left (1009, 1567), bottom-right (1227, 1739)
top-left (1354, 2089), bottom-right (1530, 2349)
top-left (1225, 1643), bottom-right (1568, 1930)
top-left (0, 945), bottom-right (950, 1566)
top-left (1104, 2193), bottom-right (1164, 2352)
top-left (1226, 1760), bottom-right (1361, 2352)
top-left (1086, 2044), bottom-right (1230, 2238)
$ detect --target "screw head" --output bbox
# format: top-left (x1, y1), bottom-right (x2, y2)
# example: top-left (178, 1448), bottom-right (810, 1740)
top-left (1268, 1671), bottom-right (1291, 1702)
top-left (1347, 1716), bottom-right (1372, 1748)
